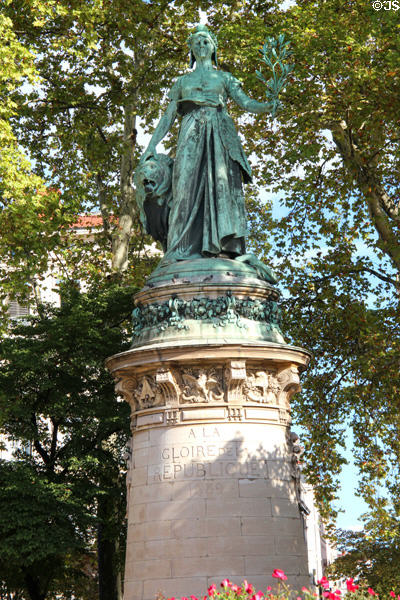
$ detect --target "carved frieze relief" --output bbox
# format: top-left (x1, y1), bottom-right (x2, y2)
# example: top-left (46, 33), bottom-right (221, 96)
top-left (180, 367), bottom-right (224, 404)
top-left (114, 362), bottom-right (301, 414)
top-left (243, 369), bottom-right (279, 404)
top-left (134, 375), bottom-right (165, 409)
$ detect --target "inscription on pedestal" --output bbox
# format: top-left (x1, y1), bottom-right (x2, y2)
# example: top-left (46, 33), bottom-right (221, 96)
top-left (148, 426), bottom-right (269, 482)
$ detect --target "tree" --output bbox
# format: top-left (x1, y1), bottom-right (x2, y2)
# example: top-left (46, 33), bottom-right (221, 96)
top-left (1, 0), bottom-right (216, 276)
top-left (328, 527), bottom-right (400, 594)
top-left (0, 283), bottom-right (135, 599)
top-left (0, 9), bottom-right (65, 310)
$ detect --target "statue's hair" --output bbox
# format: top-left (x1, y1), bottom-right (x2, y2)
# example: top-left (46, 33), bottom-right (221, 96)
top-left (187, 24), bottom-right (218, 68)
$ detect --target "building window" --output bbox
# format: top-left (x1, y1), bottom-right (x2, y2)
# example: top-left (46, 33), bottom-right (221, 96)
top-left (7, 301), bottom-right (30, 319)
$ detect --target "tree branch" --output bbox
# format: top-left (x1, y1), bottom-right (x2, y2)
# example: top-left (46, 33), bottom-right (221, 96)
top-left (331, 120), bottom-right (400, 274)
top-left (31, 413), bottom-right (50, 465)
top-left (49, 418), bottom-right (59, 464)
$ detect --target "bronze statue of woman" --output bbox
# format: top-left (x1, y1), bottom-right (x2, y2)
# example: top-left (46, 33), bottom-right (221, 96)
top-left (140, 24), bottom-right (272, 267)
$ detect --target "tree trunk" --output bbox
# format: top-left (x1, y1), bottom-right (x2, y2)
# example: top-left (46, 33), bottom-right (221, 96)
top-left (112, 103), bottom-right (138, 273)
top-left (98, 514), bottom-right (119, 600)
top-left (24, 574), bottom-right (46, 600)
top-left (97, 477), bottom-right (124, 600)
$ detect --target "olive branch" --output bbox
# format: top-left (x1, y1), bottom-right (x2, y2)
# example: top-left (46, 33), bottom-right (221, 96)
top-left (256, 34), bottom-right (294, 118)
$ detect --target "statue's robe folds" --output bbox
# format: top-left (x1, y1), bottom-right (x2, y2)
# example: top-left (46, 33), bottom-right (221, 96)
top-left (162, 70), bottom-right (252, 264)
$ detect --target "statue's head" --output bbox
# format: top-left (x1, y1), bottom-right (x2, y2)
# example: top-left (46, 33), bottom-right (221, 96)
top-left (134, 153), bottom-right (173, 250)
top-left (135, 154), bottom-right (173, 206)
top-left (187, 24), bottom-right (218, 68)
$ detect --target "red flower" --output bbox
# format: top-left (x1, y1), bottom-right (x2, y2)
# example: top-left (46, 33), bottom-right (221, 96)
top-left (272, 569), bottom-right (287, 581)
top-left (367, 590), bottom-right (375, 596)
top-left (243, 581), bottom-right (253, 594)
top-left (267, 587), bottom-right (272, 592)
top-left (390, 593), bottom-right (395, 598)
top-left (251, 592), bottom-right (264, 600)
top-left (208, 585), bottom-right (217, 597)
top-left (346, 579), bottom-right (359, 593)
top-left (221, 580), bottom-right (232, 589)
top-left (231, 585), bottom-right (240, 593)
top-left (318, 577), bottom-right (330, 590)
top-left (191, 596), bottom-right (199, 600)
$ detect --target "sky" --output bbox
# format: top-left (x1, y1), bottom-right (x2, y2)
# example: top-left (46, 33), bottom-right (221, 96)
top-left (336, 446), bottom-right (368, 531)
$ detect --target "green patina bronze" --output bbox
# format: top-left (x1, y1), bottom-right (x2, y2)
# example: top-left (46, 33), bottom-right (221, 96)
top-left (135, 24), bottom-right (292, 279)
top-left (131, 293), bottom-right (281, 340)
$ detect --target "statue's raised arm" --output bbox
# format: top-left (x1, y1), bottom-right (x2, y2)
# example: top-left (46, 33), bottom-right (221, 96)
top-left (135, 24), bottom-right (291, 283)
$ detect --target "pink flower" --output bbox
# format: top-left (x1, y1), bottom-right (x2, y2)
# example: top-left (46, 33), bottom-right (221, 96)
top-left (267, 587), bottom-right (272, 592)
top-left (390, 593), bottom-right (395, 598)
top-left (251, 592), bottom-right (264, 600)
top-left (302, 588), bottom-right (310, 594)
top-left (297, 597), bottom-right (302, 600)
top-left (190, 596), bottom-right (199, 600)
top-left (318, 577), bottom-right (330, 590)
top-left (272, 569), bottom-right (287, 581)
top-left (231, 585), bottom-right (239, 593)
top-left (208, 585), bottom-right (217, 597)
top-left (323, 592), bottom-right (342, 600)
top-left (368, 590), bottom-right (375, 596)
top-left (221, 580), bottom-right (232, 589)
top-left (243, 581), bottom-right (253, 594)
top-left (346, 579), bottom-right (359, 593)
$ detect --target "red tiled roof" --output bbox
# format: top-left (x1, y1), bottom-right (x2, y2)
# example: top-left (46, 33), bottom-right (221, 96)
top-left (71, 214), bottom-right (117, 229)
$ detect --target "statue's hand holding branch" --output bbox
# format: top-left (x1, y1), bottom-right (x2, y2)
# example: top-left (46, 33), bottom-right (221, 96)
top-left (256, 34), bottom-right (294, 118)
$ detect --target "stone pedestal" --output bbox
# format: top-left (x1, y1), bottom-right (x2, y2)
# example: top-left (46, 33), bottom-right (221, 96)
top-left (106, 265), bottom-right (311, 600)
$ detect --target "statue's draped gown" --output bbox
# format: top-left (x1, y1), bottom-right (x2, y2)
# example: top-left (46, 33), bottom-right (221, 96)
top-left (162, 70), bottom-right (253, 264)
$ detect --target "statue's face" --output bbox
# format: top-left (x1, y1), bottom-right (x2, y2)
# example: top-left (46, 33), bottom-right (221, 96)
top-left (141, 160), bottom-right (158, 193)
top-left (190, 32), bottom-right (215, 61)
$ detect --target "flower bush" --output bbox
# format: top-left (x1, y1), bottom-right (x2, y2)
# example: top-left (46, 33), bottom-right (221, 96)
top-left (166, 570), bottom-right (400, 600)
